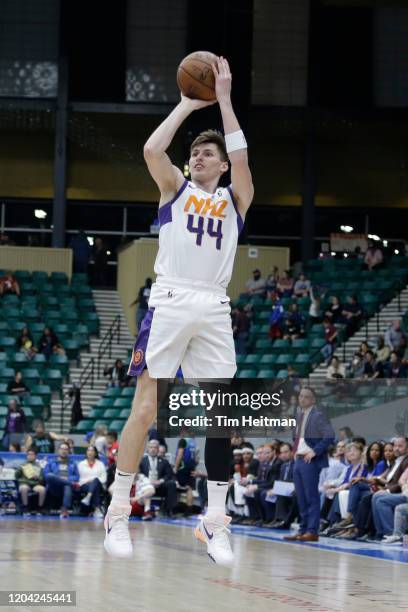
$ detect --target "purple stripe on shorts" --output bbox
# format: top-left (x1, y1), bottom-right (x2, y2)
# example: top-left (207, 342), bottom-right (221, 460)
top-left (227, 185), bottom-right (244, 235)
top-left (128, 307), bottom-right (155, 377)
top-left (158, 179), bottom-right (189, 227)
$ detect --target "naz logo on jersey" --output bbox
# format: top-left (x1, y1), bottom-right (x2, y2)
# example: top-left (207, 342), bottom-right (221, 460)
top-left (184, 195), bottom-right (228, 218)
top-left (132, 348), bottom-right (144, 366)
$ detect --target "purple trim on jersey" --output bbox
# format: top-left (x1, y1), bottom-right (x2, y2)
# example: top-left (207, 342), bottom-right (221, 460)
top-left (227, 185), bottom-right (244, 235)
top-left (158, 179), bottom-right (189, 227)
top-left (128, 307), bottom-right (155, 377)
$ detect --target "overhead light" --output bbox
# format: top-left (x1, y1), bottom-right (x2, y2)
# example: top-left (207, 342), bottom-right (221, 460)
top-left (34, 209), bottom-right (47, 219)
top-left (394, 249), bottom-right (400, 255)
top-left (107, 250), bottom-right (111, 255)
top-left (383, 240), bottom-right (388, 247)
top-left (340, 225), bottom-right (353, 233)
top-left (368, 234), bottom-right (380, 241)
top-left (183, 163), bottom-right (189, 177)
top-left (343, 253), bottom-right (348, 258)
top-left (87, 237), bottom-right (94, 246)
top-left (331, 251), bottom-right (336, 256)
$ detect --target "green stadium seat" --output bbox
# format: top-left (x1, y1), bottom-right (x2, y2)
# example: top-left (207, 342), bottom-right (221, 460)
top-left (73, 419), bottom-right (95, 433)
top-left (275, 369), bottom-right (289, 378)
top-left (119, 408), bottom-right (131, 419)
top-left (105, 386), bottom-right (122, 398)
top-left (257, 369), bottom-right (276, 378)
top-left (11, 353), bottom-right (29, 370)
top-left (9, 321), bottom-right (26, 335)
top-left (88, 408), bottom-right (105, 420)
top-left (81, 312), bottom-right (99, 335)
top-left (31, 354), bottom-right (47, 374)
top-left (32, 271), bottom-right (48, 282)
top-left (121, 387), bottom-right (134, 397)
top-left (56, 285), bottom-right (72, 298)
top-left (20, 282), bottom-right (37, 296)
top-left (42, 297), bottom-right (59, 308)
top-left (271, 339), bottom-right (291, 353)
top-left (0, 417), bottom-right (6, 430)
top-left (237, 369), bottom-right (257, 378)
top-left (51, 272), bottom-right (68, 285)
top-left (60, 310), bottom-right (79, 323)
top-left (275, 353), bottom-right (291, 366)
top-left (113, 398), bottom-right (132, 409)
top-left (108, 419), bottom-right (126, 432)
top-left (244, 354), bottom-right (262, 366)
top-left (43, 369), bottom-right (63, 391)
top-left (291, 339), bottom-right (309, 353)
top-left (236, 354), bottom-right (246, 365)
top-left (78, 299), bottom-right (95, 312)
top-left (0, 321), bottom-right (9, 333)
top-left (15, 270), bottom-right (32, 281)
top-left (25, 396), bottom-right (44, 419)
top-left (2, 307), bottom-right (21, 322)
top-left (254, 339), bottom-right (272, 353)
top-left (49, 354), bottom-right (69, 376)
top-left (63, 340), bottom-right (80, 360)
top-left (21, 368), bottom-right (41, 385)
top-left (22, 308), bottom-right (41, 322)
top-left (0, 337), bottom-right (16, 355)
top-left (104, 408), bottom-right (121, 419)
top-left (259, 354), bottom-right (277, 366)
top-left (2, 295), bottom-right (20, 306)
top-left (71, 273), bottom-right (89, 284)
top-left (96, 398), bottom-right (115, 409)
top-left (0, 406), bottom-right (7, 417)
top-left (31, 385), bottom-right (52, 406)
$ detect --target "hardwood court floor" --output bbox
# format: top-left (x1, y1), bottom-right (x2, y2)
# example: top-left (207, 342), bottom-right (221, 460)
top-left (1, 516), bottom-right (408, 612)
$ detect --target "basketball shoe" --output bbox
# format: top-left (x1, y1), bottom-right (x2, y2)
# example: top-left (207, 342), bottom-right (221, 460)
top-left (194, 513), bottom-right (234, 566)
top-left (104, 504), bottom-right (133, 558)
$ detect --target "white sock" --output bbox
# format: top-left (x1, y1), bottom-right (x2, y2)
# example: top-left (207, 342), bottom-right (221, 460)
top-left (111, 470), bottom-right (136, 507)
top-left (206, 480), bottom-right (228, 517)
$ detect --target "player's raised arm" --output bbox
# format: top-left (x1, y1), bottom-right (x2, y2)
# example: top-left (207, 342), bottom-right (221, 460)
top-left (212, 57), bottom-right (254, 217)
top-left (143, 96), bottom-right (216, 204)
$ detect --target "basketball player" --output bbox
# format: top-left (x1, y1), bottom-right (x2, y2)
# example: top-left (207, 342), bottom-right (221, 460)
top-left (104, 57), bottom-right (253, 566)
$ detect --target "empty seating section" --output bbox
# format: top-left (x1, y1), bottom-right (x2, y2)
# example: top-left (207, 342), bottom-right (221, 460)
top-left (235, 257), bottom-right (408, 379)
top-left (0, 271), bottom-right (100, 425)
top-left (72, 384), bottom-right (134, 435)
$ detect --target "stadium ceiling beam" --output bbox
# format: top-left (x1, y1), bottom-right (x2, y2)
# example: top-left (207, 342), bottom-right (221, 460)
top-left (70, 102), bottom-right (174, 115)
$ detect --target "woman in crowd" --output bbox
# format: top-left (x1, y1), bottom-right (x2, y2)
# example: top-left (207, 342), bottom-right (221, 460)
top-left (77, 445), bottom-right (107, 518)
top-left (325, 295), bottom-right (343, 324)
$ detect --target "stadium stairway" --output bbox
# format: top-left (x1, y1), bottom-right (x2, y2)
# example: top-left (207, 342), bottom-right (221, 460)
top-left (311, 284), bottom-right (408, 379)
top-left (49, 289), bottom-right (134, 432)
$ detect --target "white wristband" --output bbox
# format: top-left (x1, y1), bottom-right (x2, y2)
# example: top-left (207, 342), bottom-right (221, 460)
top-left (225, 130), bottom-right (247, 154)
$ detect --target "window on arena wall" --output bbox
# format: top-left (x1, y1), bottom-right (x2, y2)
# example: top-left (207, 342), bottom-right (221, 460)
top-left (126, 0), bottom-right (187, 103)
top-left (251, 0), bottom-right (309, 106)
top-left (0, 0), bottom-right (59, 98)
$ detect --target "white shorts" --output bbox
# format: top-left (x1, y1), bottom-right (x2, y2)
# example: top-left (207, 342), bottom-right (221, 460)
top-left (128, 277), bottom-right (236, 379)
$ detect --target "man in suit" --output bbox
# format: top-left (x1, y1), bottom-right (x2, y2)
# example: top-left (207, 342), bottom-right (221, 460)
top-left (264, 442), bottom-right (298, 529)
top-left (243, 441), bottom-right (282, 524)
top-left (284, 387), bottom-right (335, 542)
top-left (139, 439), bottom-right (177, 517)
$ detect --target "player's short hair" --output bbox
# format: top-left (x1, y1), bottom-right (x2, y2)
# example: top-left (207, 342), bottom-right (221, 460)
top-left (190, 129), bottom-right (228, 162)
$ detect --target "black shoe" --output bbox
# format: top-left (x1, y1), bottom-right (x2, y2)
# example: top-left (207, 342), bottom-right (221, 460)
top-left (166, 511), bottom-right (174, 519)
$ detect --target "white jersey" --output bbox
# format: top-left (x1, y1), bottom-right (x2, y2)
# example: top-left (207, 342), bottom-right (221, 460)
top-left (155, 179), bottom-right (243, 289)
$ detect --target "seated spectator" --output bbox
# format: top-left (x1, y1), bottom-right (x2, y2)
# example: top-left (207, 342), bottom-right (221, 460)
top-left (324, 442), bottom-right (367, 530)
top-left (281, 304), bottom-right (305, 341)
top-left (384, 351), bottom-right (407, 379)
top-left (7, 371), bottom-right (30, 398)
top-left (174, 436), bottom-right (198, 517)
top-left (338, 426), bottom-right (354, 444)
top-left (104, 359), bottom-right (127, 388)
top-left (17, 326), bottom-right (35, 358)
top-left (337, 441), bottom-right (386, 539)
top-left (44, 442), bottom-right (80, 518)
top-left (158, 444), bottom-right (167, 458)
top-left (372, 458), bottom-right (408, 542)
top-left (325, 296), bottom-right (343, 324)
top-left (321, 318), bottom-right (338, 362)
top-left (24, 420), bottom-right (66, 454)
top-left (359, 341), bottom-right (370, 358)
top-left (38, 326), bottom-right (59, 359)
top-left (0, 271), bottom-right (20, 296)
top-left (381, 466), bottom-right (408, 544)
top-left (139, 439), bottom-right (177, 518)
top-left (362, 350), bottom-right (384, 380)
top-left (15, 447), bottom-right (46, 515)
top-left (319, 442), bottom-right (348, 507)
top-left (2, 399), bottom-right (26, 450)
top-left (242, 269), bottom-right (266, 299)
top-left (265, 266), bottom-right (279, 299)
top-left (106, 431), bottom-right (119, 466)
top-left (293, 273), bottom-right (311, 297)
top-left (341, 295), bottom-right (363, 337)
top-left (276, 271), bottom-right (294, 297)
top-left (326, 356), bottom-right (346, 379)
top-left (243, 442), bottom-right (282, 525)
top-left (349, 352), bottom-right (365, 379)
top-left (375, 335), bottom-right (391, 363)
top-left (232, 306), bottom-right (250, 355)
top-left (385, 320), bottom-right (407, 357)
top-left (77, 445), bottom-right (107, 517)
top-left (268, 300), bottom-right (285, 340)
top-left (263, 443), bottom-right (297, 529)
top-left (364, 241), bottom-right (383, 271)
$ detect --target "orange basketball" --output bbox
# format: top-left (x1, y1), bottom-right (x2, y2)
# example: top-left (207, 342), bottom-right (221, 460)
top-left (177, 51), bottom-right (217, 101)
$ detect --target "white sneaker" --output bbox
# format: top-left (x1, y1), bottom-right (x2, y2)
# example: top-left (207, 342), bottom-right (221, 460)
top-left (104, 504), bottom-right (133, 558)
top-left (93, 508), bottom-right (104, 519)
top-left (194, 513), bottom-right (234, 567)
top-left (382, 534), bottom-right (403, 545)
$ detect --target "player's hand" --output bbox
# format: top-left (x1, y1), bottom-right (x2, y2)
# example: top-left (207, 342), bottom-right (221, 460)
top-left (212, 56), bottom-right (232, 103)
top-left (180, 93), bottom-right (216, 111)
